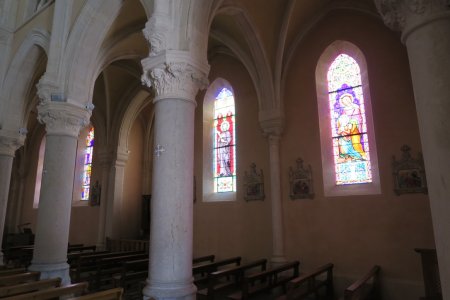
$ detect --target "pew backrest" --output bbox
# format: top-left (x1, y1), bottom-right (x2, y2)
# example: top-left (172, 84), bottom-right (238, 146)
top-left (200, 259), bottom-right (267, 300)
top-left (193, 256), bottom-right (241, 286)
top-left (0, 278), bottom-right (61, 298)
top-left (0, 272), bottom-right (40, 286)
top-left (344, 265), bottom-right (380, 300)
top-left (193, 255), bottom-right (215, 266)
top-left (0, 269), bottom-right (27, 277)
top-left (229, 261), bottom-right (300, 300)
top-left (1, 282), bottom-right (88, 300)
top-left (283, 263), bottom-right (334, 300)
top-left (67, 287), bottom-right (123, 300)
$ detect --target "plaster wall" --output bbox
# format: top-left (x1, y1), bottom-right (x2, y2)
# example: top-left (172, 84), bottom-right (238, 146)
top-left (281, 11), bottom-right (434, 299)
top-left (193, 54), bottom-right (272, 263)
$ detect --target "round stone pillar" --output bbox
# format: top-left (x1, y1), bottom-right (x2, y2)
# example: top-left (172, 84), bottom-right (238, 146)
top-left (261, 117), bottom-right (287, 267)
top-left (375, 1), bottom-right (450, 298)
top-left (141, 53), bottom-right (209, 300)
top-left (28, 101), bottom-right (91, 285)
top-left (0, 133), bottom-right (25, 264)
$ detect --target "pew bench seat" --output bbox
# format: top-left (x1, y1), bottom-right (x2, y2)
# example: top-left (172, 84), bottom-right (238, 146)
top-left (0, 278), bottom-right (61, 298)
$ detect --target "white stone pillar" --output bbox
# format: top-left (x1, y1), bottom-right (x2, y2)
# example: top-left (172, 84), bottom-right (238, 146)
top-left (28, 102), bottom-right (91, 285)
top-left (141, 53), bottom-right (209, 300)
top-left (375, 1), bottom-right (450, 298)
top-left (96, 151), bottom-right (112, 249)
top-left (0, 134), bottom-right (24, 264)
top-left (260, 117), bottom-right (287, 266)
top-left (104, 150), bottom-right (128, 239)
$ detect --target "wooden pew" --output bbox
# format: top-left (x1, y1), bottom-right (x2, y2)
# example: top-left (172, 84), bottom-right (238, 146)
top-left (277, 263), bottom-right (334, 300)
top-left (94, 253), bottom-right (148, 290)
top-left (0, 272), bottom-right (40, 287)
top-left (67, 245), bottom-right (97, 253)
top-left (72, 250), bottom-right (144, 283)
top-left (193, 255), bottom-right (215, 266)
top-left (106, 238), bottom-right (149, 253)
top-left (228, 261), bottom-right (300, 300)
top-left (68, 250), bottom-right (110, 268)
top-left (0, 278), bottom-right (61, 298)
top-left (0, 269), bottom-right (27, 277)
top-left (1, 282), bottom-right (88, 300)
top-left (343, 265), bottom-right (380, 300)
top-left (198, 259), bottom-right (267, 300)
top-left (193, 257), bottom-right (242, 286)
top-left (67, 287), bottom-right (123, 300)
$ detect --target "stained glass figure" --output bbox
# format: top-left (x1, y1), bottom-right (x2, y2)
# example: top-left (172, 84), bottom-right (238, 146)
top-left (81, 126), bottom-right (94, 200)
top-left (213, 88), bottom-right (236, 192)
top-left (327, 54), bottom-right (372, 185)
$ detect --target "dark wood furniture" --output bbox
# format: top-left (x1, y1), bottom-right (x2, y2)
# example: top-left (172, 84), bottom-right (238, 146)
top-left (343, 265), bottom-right (380, 300)
top-left (415, 248), bottom-right (442, 300)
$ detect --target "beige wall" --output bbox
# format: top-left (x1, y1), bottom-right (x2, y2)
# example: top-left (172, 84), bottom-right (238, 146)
top-left (281, 11), bottom-right (435, 299)
top-left (194, 54), bottom-right (272, 262)
top-left (122, 117), bottom-right (145, 239)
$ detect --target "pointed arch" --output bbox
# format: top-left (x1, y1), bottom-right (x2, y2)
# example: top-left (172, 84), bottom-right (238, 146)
top-left (316, 40), bottom-right (380, 196)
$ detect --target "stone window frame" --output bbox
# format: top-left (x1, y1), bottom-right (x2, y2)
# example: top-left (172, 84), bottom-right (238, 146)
top-left (315, 40), bottom-right (381, 196)
top-left (202, 78), bottom-right (237, 202)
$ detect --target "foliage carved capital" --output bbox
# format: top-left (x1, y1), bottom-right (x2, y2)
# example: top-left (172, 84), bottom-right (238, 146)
top-left (375, 0), bottom-right (450, 34)
top-left (141, 52), bottom-right (209, 102)
top-left (37, 102), bottom-right (91, 137)
top-left (0, 131), bottom-right (25, 156)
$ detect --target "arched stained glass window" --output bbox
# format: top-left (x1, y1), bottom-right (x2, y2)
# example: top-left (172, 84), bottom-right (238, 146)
top-left (328, 54), bottom-right (372, 185)
top-left (213, 88), bottom-right (236, 193)
top-left (81, 126), bottom-right (94, 200)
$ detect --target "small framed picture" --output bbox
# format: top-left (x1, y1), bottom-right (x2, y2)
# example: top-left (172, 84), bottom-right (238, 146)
top-left (289, 158), bottom-right (314, 200)
top-left (392, 145), bottom-right (427, 195)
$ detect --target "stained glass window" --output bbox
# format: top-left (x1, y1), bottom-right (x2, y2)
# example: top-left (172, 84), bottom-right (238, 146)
top-left (81, 126), bottom-right (94, 200)
top-left (327, 54), bottom-right (372, 185)
top-left (213, 88), bottom-right (236, 193)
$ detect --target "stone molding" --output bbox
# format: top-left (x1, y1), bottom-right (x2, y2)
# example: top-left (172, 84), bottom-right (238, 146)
top-left (259, 111), bottom-right (284, 138)
top-left (37, 102), bottom-right (91, 137)
top-left (0, 132), bottom-right (25, 156)
top-left (375, 0), bottom-right (450, 39)
top-left (142, 15), bottom-right (169, 57)
top-left (141, 51), bottom-right (209, 102)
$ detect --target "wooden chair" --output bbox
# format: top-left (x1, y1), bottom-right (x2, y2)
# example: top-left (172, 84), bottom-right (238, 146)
top-left (343, 265), bottom-right (380, 300)
top-left (278, 263), bottom-right (334, 300)
top-left (67, 287), bottom-right (123, 300)
top-left (0, 272), bottom-right (40, 287)
top-left (1, 282), bottom-right (88, 299)
top-left (0, 278), bottom-right (61, 298)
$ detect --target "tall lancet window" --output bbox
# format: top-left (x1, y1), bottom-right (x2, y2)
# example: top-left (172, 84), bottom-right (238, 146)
top-left (316, 41), bottom-right (380, 196)
top-left (81, 126), bottom-right (94, 200)
top-left (213, 88), bottom-right (236, 193)
top-left (328, 54), bottom-right (372, 185)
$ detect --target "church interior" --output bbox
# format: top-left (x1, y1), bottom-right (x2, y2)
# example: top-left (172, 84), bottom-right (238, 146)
top-left (0, 0), bottom-right (449, 299)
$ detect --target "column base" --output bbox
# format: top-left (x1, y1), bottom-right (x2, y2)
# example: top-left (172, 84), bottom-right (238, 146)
top-left (271, 255), bottom-right (287, 268)
top-left (28, 262), bottom-right (71, 286)
top-left (142, 278), bottom-right (197, 300)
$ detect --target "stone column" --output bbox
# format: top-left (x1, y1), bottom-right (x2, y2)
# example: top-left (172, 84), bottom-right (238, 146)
top-left (375, 1), bottom-right (450, 298)
top-left (261, 118), bottom-right (287, 266)
top-left (0, 133), bottom-right (24, 264)
top-left (104, 150), bottom-right (128, 239)
top-left (141, 52), bottom-right (209, 300)
top-left (96, 150), bottom-right (112, 249)
top-left (28, 101), bottom-right (91, 285)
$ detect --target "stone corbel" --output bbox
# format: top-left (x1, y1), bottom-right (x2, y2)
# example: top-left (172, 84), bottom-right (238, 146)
top-left (259, 109), bottom-right (284, 138)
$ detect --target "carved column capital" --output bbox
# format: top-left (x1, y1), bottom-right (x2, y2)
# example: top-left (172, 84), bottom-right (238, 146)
top-left (0, 131), bottom-right (25, 156)
top-left (375, 0), bottom-right (450, 40)
top-left (37, 102), bottom-right (91, 138)
top-left (259, 110), bottom-right (284, 141)
top-left (141, 51), bottom-right (209, 103)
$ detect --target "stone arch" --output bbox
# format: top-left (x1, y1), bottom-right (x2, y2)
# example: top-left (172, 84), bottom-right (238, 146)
top-left (208, 3), bottom-right (274, 113)
top-left (0, 28), bottom-right (50, 131)
top-left (62, 0), bottom-right (127, 106)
